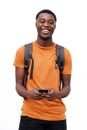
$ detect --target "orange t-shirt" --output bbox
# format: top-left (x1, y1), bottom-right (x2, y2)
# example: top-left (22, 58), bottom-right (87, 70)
top-left (13, 41), bottom-right (72, 121)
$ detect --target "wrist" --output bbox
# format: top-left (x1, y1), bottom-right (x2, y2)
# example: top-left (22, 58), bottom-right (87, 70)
top-left (56, 91), bottom-right (62, 99)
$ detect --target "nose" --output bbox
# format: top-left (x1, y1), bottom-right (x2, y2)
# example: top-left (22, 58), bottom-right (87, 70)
top-left (44, 21), bottom-right (49, 27)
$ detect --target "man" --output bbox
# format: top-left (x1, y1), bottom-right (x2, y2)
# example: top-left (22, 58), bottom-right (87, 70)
top-left (13, 9), bottom-right (72, 130)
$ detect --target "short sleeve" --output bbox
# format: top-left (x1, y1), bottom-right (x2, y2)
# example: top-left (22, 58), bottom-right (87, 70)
top-left (62, 48), bottom-right (72, 75)
top-left (13, 45), bottom-right (25, 68)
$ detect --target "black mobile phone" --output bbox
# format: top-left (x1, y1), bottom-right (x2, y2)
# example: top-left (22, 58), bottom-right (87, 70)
top-left (38, 89), bottom-right (48, 93)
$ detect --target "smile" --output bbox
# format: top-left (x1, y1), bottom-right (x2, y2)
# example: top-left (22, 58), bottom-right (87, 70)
top-left (41, 29), bottom-right (50, 34)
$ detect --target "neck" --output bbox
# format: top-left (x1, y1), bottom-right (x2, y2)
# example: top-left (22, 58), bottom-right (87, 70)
top-left (36, 37), bottom-right (54, 47)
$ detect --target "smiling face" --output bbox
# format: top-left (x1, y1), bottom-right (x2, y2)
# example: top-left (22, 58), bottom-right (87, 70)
top-left (36, 13), bottom-right (56, 40)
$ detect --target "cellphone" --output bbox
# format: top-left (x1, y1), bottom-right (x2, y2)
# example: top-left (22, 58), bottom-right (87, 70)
top-left (38, 89), bottom-right (48, 93)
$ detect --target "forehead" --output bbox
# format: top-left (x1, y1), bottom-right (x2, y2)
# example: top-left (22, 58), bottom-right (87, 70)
top-left (37, 13), bottom-right (55, 21)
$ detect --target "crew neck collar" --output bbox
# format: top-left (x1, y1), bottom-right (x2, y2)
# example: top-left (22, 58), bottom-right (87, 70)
top-left (34, 41), bottom-right (56, 49)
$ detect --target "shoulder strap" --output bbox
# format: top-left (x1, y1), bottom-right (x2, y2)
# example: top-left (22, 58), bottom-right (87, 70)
top-left (55, 44), bottom-right (64, 71)
top-left (23, 43), bottom-right (32, 87)
top-left (55, 44), bottom-right (65, 88)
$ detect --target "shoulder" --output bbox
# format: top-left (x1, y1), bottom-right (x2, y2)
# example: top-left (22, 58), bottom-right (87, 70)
top-left (61, 47), bottom-right (72, 74)
top-left (16, 42), bottom-right (34, 54)
top-left (15, 45), bottom-right (25, 63)
top-left (16, 45), bottom-right (25, 54)
top-left (64, 47), bottom-right (72, 60)
top-left (56, 44), bottom-right (71, 57)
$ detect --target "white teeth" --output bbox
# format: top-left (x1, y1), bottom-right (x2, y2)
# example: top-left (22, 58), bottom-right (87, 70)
top-left (42, 30), bottom-right (49, 33)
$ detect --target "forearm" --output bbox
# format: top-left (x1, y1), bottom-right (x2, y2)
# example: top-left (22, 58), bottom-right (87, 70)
top-left (16, 83), bottom-right (29, 98)
top-left (58, 85), bottom-right (71, 98)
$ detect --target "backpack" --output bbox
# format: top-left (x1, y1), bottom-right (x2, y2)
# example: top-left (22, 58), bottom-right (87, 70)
top-left (23, 43), bottom-right (64, 87)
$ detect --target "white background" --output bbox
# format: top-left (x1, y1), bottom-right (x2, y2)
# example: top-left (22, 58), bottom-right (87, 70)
top-left (0, 0), bottom-right (87, 130)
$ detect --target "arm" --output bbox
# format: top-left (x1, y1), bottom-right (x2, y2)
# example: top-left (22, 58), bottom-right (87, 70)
top-left (58, 48), bottom-right (72, 98)
top-left (15, 67), bottom-right (29, 98)
top-left (42, 74), bottom-right (71, 100)
top-left (58, 74), bottom-right (71, 98)
top-left (15, 67), bottom-right (44, 100)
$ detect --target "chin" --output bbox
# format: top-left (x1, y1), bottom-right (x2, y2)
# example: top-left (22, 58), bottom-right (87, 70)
top-left (40, 34), bottom-right (51, 39)
top-left (41, 37), bottom-right (51, 40)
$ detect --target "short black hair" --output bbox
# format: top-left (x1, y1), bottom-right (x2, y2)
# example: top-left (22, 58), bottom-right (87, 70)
top-left (36, 9), bottom-right (57, 22)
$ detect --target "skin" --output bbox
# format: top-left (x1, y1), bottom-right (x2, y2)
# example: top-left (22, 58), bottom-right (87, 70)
top-left (15, 13), bottom-right (71, 101)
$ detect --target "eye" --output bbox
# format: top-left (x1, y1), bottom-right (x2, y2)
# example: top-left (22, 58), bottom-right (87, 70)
top-left (48, 20), bottom-right (54, 25)
top-left (39, 19), bottom-right (45, 23)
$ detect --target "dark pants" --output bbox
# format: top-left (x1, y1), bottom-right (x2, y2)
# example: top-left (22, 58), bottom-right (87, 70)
top-left (19, 116), bottom-right (67, 130)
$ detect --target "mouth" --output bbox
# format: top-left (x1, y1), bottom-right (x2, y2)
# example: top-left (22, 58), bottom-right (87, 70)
top-left (41, 29), bottom-right (50, 34)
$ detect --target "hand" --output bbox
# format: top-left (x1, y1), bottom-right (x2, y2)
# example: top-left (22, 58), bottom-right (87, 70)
top-left (41, 89), bottom-right (59, 101)
top-left (28, 88), bottom-right (44, 100)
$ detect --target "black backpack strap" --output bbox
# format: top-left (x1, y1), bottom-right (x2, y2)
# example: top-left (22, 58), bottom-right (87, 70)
top-left (23, 43), bottom-right (33, 87)
top-left (55, 44), bottom-right (64, 70)
top-left (55, 44), bottom-right (64, 87)
top-left (30, 57), bottom-right (34, 79)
